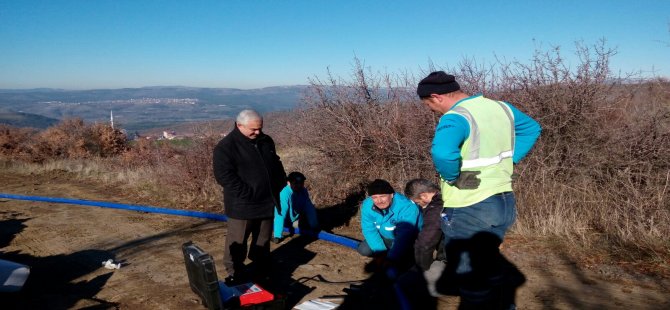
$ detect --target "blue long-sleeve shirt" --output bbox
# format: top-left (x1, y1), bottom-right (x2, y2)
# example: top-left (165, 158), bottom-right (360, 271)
top-left (431, 94), bottom-right (541, 181)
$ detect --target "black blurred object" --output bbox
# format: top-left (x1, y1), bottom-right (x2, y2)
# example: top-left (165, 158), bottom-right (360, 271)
top-left (182, 241), bottom-right (224, 310)
top-left (363, 253), bottom-right (390, 273)
top-left (338, 273), bottom-right (401, 310)
top-left (436, 232), bottom-right (526, 309)
top-left (224, 275), bottom-right (248, 286)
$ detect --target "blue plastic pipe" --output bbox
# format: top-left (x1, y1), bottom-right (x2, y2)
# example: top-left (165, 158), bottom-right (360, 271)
top-left (0, 193), bottom-right (360, 250)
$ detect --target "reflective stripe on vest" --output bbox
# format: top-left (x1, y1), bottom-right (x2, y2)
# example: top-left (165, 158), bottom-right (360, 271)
top-left (451, 101), bottom-right (515, 169)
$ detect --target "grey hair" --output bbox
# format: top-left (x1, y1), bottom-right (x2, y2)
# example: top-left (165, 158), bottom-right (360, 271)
top-left (236, 109), bottom-right (262, 125)
top-left (404, 178), bottom-right (440, 199)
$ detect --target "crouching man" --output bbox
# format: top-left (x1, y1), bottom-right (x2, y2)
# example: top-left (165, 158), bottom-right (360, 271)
top-left (393, 178), bottom-right (447, 309)
top-left (273, 171), bottom-right (319, 243)
top-left (358, 179), bottom-right (422, 274)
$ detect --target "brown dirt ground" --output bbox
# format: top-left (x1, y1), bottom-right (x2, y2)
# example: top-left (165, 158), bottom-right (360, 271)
top-left (0, 171), bottom-right (668, 309)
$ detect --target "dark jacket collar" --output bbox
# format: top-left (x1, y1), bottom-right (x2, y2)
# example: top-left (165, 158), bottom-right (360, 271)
top-left (230, 123), bottom-right (266, 144)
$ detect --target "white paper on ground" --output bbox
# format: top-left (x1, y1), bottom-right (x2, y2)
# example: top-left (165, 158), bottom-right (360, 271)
top-left (102, 259), bottom-right (121, 270)
top-left (0, 259), bottom-right (30, 292)
top-left (293, 299), bottom-right (339, 310)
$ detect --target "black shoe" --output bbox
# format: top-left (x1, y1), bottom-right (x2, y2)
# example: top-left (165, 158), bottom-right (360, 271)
top-left (272, 237), bottom-right (282, 244)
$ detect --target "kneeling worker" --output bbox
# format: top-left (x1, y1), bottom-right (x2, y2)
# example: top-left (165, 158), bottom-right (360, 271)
top-left (358, 179), bottom-right (422, 272)
top-left (273, 172), bottom-right (319, 243)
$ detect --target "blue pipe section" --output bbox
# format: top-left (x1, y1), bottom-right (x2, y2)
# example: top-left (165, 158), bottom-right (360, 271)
top-left (289, 227), bottom-right (360, 250)
top-left (0, 193), bottom-right (360, 250)
top-left (0, 193), bottom-right (229, 221)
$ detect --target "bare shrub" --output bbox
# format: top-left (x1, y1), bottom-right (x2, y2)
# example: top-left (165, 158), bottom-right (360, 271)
top-left (151, 136), bottom-right (220, 209)
top-left (111, 136), bottom-right (221, 210)
top-left (21, 118), bottom-right (129, 162)
top-left (32, 118), bottom-right (91, 160)
top-left (90, 123), bottom-right (129, 157)
top-left (0, 124), bottom-right (36, 159)
top-left (0, 119), bottom-right (129, 163)
top-left (281, 58), bottom-right (437, 200)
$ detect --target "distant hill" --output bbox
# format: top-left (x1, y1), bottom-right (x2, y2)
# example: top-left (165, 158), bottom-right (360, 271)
top-left (0, 109), bottom-right (59, 129)
top-left (0, 86), bottom-right (308, 131)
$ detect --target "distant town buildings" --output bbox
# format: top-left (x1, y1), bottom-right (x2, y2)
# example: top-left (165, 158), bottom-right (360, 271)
top-left (162, 130), bottom-right (177, 140)
top-left (37, 98), bottom-right (199, 105)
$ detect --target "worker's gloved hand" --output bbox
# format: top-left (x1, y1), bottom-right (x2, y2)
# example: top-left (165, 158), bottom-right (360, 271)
top-left (454, 171), bottom-right (481, 190)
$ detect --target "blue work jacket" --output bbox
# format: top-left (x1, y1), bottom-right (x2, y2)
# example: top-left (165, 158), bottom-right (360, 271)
top-left (360, 193), bottom-right (422, 260)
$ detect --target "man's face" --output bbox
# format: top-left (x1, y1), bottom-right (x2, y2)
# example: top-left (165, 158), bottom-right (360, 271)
top-left (237, 119), bottom-right (263, 139)
top-left (411, 193), bottom-right (431, 208)
top-left (371, 193), bottom-right (394, 210)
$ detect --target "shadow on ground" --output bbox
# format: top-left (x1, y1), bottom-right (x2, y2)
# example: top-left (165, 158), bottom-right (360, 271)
top-left (0, 211), bottom-right (224, 310)
top-left (316, 190), bottom-right (365, 232)
top-left (0, 214), bottom-right (118, 309)
top-left (266, 235), bottom-right (318, 309)
top-left (337, 232), bottom-right (526, 310)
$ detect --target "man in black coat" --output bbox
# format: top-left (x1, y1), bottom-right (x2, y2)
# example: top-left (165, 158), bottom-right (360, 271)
top-left (213, 109), bottom-right (286, 284)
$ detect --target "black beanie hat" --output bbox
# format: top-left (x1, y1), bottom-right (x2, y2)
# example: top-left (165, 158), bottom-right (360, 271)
top-left (287, 171), bottom-right (306, 183)
top-left (367, 179), bottom-right (395, 196)
top-left (416, 71), bottom-right (460, 98)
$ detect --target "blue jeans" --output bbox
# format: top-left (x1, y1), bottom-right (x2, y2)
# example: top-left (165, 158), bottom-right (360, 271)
top-left (441, 192), bottom-right (516, 246)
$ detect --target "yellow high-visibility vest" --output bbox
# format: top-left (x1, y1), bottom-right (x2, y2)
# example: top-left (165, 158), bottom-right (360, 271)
top-left (440, 96), bottom-right (515, 208)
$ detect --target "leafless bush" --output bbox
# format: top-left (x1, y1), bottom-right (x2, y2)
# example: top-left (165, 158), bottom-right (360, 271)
top-left (0, 125), bottom-right (36, 159)
top-left (109, 136), bottom-right (221, 210)
top-left (281, 58), bottom-right (436, 198)
top-left (90, 123), bottom-right (129, 157)
top-left (151, 136), bottom-right (220, 208)
top-left (0, 118), bottom-right (128, 163)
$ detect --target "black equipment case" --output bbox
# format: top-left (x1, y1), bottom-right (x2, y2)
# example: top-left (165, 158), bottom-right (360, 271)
top-left (182, 241), bottom-right (284, 310)
top-left (182, 241), bottom-right (224, 310)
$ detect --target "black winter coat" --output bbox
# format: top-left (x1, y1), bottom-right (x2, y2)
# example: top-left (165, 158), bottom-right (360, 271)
top-left (212, 126), bottom-right (286, 219)
top-left (415, 194), bottom-right (445, 270)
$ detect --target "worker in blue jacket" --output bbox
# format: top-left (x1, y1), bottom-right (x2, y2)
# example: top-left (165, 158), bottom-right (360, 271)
top-left (358, 179), bottom-right (423, 272)
top-left (272, 171), bottom-right (319, 243)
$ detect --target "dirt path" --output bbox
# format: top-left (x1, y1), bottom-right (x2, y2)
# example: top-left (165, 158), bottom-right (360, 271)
top-left (0, 172), bottom-right (668, 309)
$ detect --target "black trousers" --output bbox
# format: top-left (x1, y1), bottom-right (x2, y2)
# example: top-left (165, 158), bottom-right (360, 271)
top-left (223, 217), bottom-right (273, 278)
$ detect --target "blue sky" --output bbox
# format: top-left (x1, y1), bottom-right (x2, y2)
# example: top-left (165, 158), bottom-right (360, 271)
top-left (0, 0), bottom-right (668, 90)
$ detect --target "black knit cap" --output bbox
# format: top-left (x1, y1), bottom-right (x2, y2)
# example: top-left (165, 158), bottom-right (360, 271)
top-left (367, 179), bottom-right (395, 196)
top-left (416, 71), bottom-right (460, 98)
top-left (287, 171), bottom-right (306, 183)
